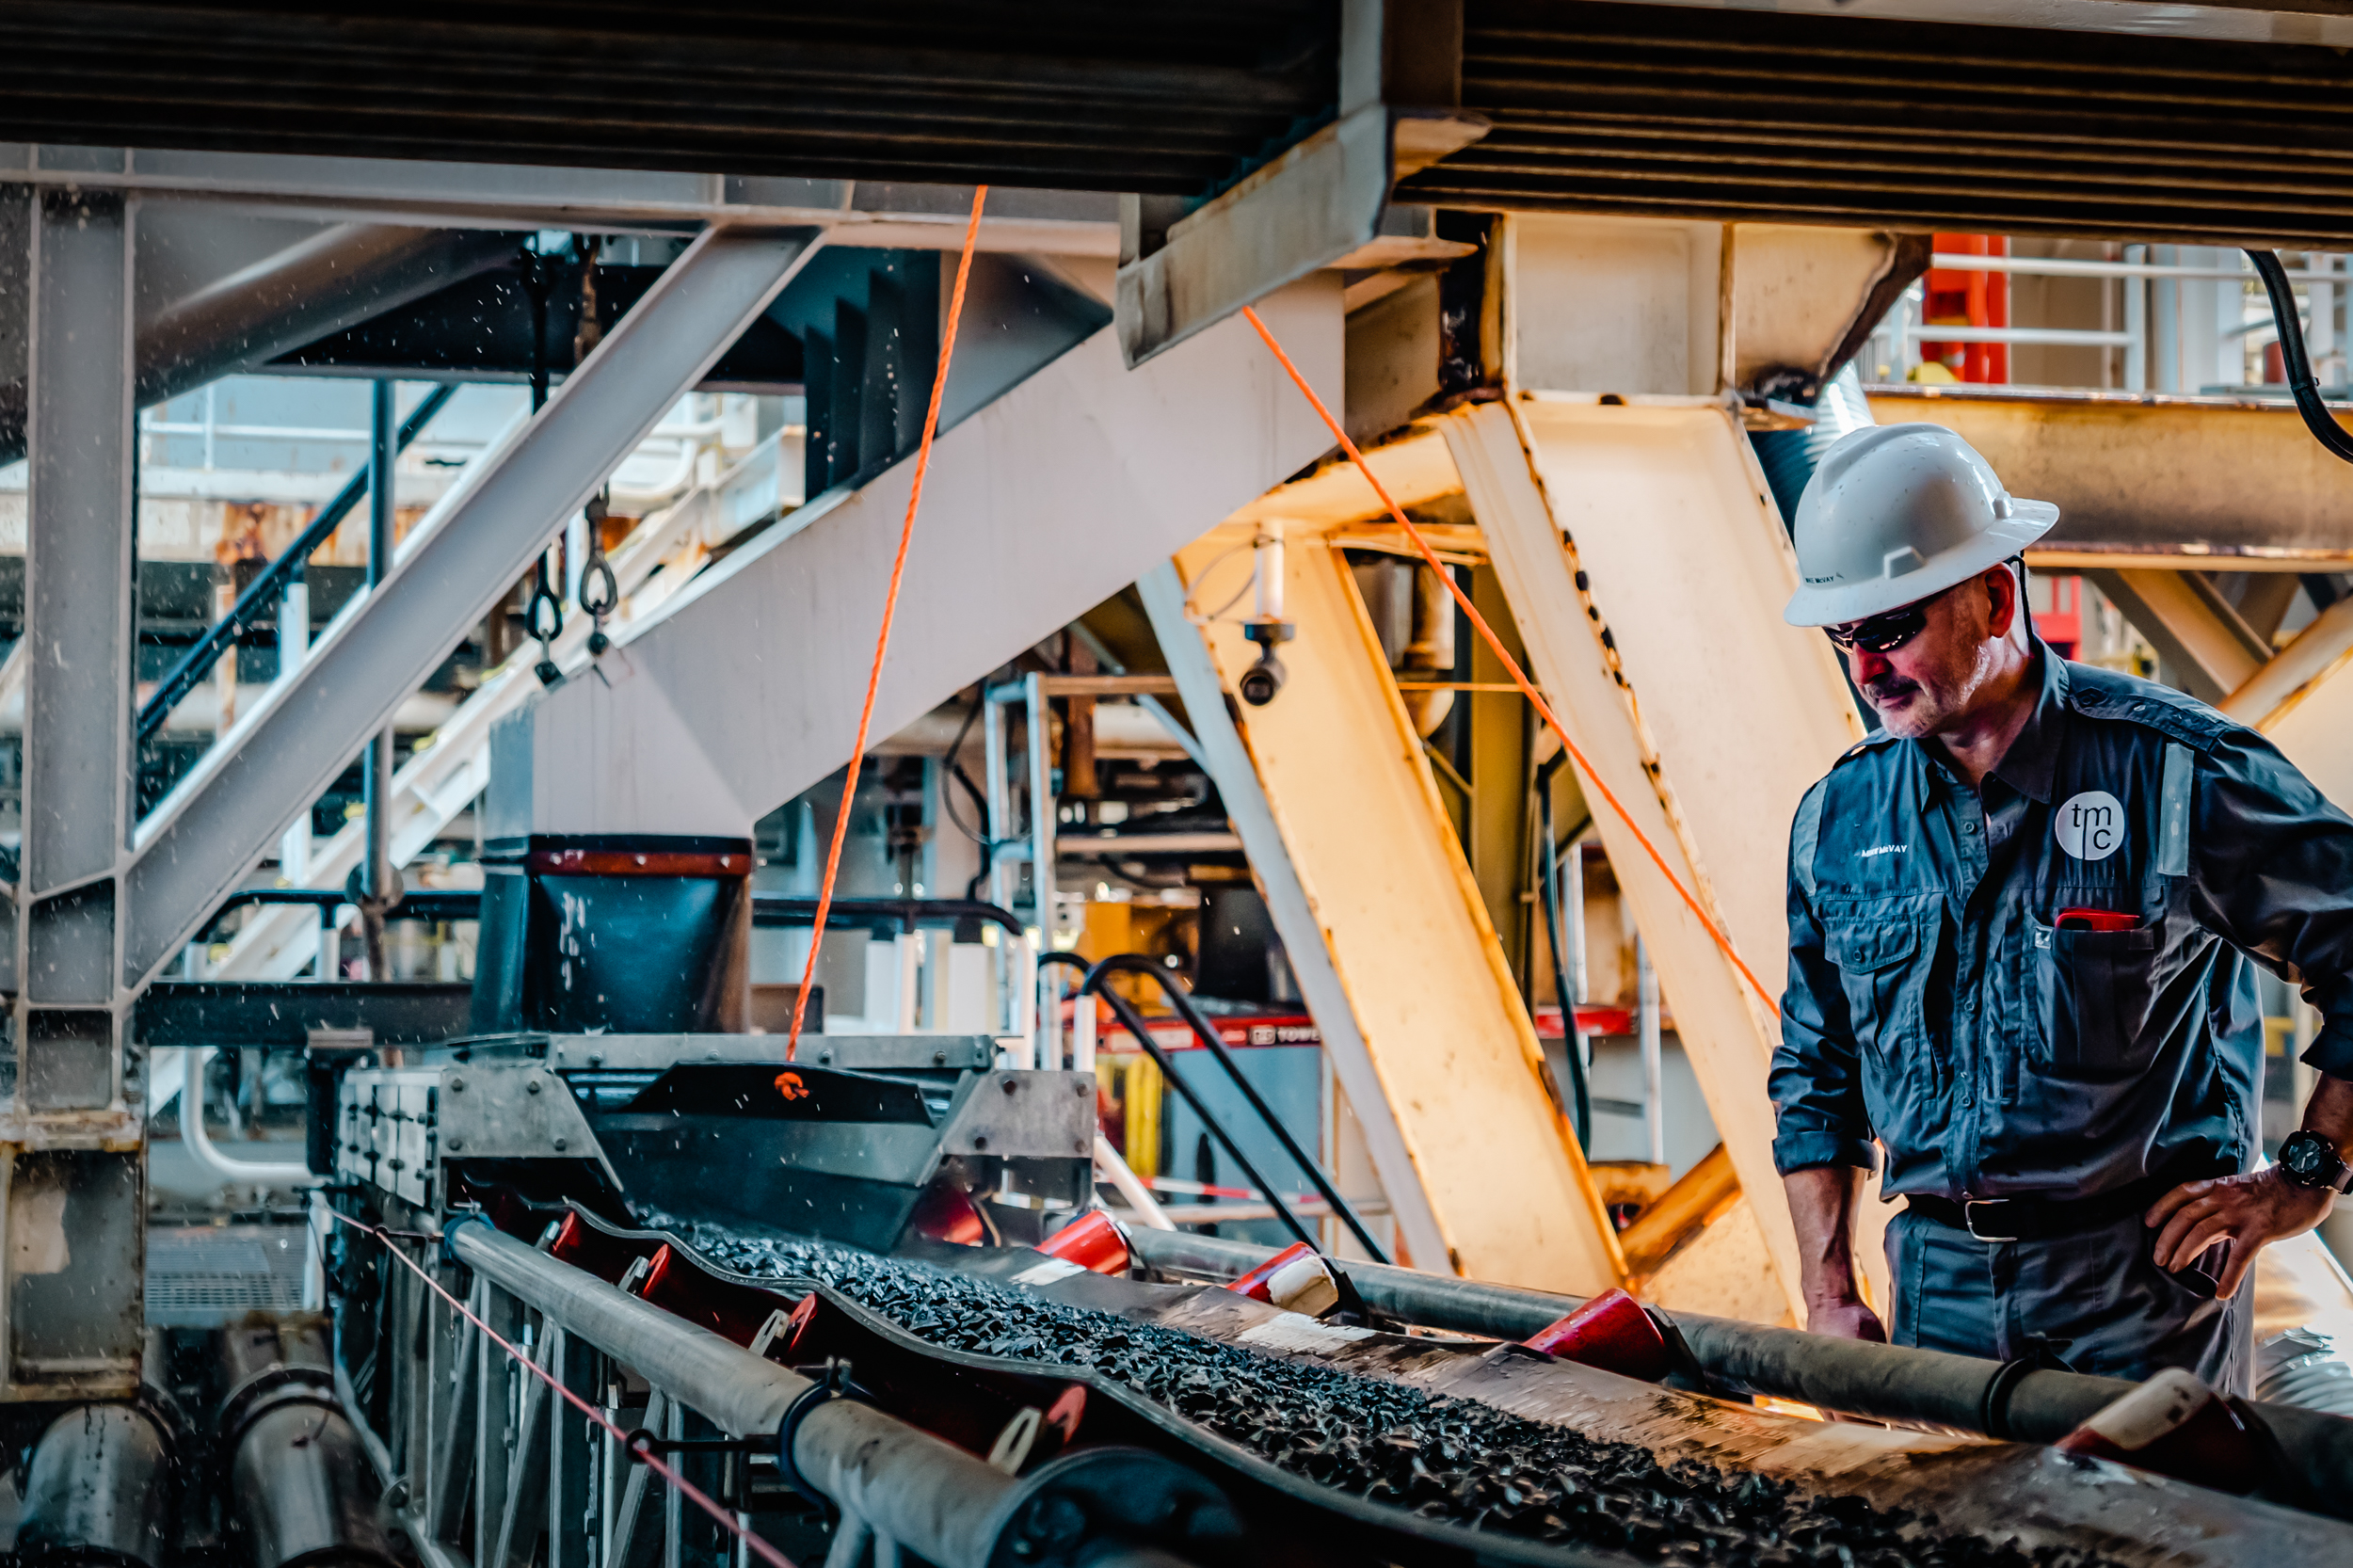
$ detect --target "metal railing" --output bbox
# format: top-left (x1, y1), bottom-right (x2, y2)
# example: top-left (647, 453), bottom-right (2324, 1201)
top-left (1868, 247), bottom-right (2347, 392)
top-left (332, 1215), bottom-right (1193, 1568)
top-left (138, 384), bottom-right (456, 744)
top-left (1048, 951), bottom-right (1388, 1262)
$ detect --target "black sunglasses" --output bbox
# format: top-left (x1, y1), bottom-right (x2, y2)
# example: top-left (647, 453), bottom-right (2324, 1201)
top-left (1822, 561), bottom-right (2024, 656)
top-left (1823, 598), bottom-right (1936, 655)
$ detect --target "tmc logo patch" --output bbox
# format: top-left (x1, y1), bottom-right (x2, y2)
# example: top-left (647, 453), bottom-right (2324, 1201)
top-left (2056, 790), bottom-right (2126, 861)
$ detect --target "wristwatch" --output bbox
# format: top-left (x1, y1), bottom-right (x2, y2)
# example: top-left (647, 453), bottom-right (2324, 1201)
top-left (2278, 1130), bottom-right (2353, 1193)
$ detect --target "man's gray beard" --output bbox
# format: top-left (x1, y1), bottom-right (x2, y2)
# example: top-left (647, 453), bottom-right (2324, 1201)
top-left (1872, 690), bottom-right (1937, 739)
top-left (1869, 641), bottom-right (1998, 742)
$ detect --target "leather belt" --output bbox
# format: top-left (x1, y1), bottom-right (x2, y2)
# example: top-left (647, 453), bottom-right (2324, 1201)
top-left (1905, 1176), bottom-right (2184, 1242)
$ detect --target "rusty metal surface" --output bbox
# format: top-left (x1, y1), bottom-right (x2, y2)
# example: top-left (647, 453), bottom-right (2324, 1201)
top-left (1869, 387), bottom-right (2353, 565)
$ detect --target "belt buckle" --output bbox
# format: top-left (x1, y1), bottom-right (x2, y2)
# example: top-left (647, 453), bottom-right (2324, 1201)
top-left (1963, 1199), bottom-right (2019, 1242)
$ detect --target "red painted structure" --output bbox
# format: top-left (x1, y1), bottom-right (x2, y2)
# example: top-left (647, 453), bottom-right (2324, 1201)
top-left (1920, 233), bottom-right (2009, 383)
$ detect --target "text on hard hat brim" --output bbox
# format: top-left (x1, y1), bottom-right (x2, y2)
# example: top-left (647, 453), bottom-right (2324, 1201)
top-left (1782, 498), bottom-right (2057, 629)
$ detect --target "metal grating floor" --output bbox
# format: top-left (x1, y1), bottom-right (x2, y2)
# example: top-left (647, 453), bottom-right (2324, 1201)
top-left (146, 1224), bottom-right (310, 1326)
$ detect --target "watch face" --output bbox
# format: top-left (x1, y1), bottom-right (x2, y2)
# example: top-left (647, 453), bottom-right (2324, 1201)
top-left (2285, 1135), bottom-right (2323, 1176)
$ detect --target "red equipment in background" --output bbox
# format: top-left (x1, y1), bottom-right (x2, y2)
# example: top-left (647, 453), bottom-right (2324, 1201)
top-left (1921, 234), bottom-right (2009, 383)
top-left (2032, 572), bottom-right (2083, 659)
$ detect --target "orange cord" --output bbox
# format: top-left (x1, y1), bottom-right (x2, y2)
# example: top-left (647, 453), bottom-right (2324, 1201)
top-left (1240, 306), bottom-right (1783, 1020)
top-left (328, 1212), bottom-right (799, 1568)
top-left (787, 187), bottom-right (989, 1060)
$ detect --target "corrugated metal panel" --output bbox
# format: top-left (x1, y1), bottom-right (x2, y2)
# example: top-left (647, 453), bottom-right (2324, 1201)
top-left (0, 1), bottom-right (1338, 196)
top-left (1402, 0), bottom-right (2353, 243)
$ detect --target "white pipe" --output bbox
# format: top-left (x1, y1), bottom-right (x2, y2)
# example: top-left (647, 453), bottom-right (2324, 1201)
top-left (893, 935), bottom-right (921, 1034)
top-left (1014, 931), bottom-right (1039, 1045)
top-left (1037, 968), bottom-right (1063, 1073)
top-left (302, 1190), bottom-right (328, 1310)
top-left (1930, 253), bottom-right (2340, 282)
top-left (1093, 1134), bottom-right (1176, 1230)
top-left (1071, 988), bottom-right (1097, 1075)
top-left (1900, 326), bottom-right (2133, 346)
top-left (171, 1047), bottom-right (321, 1187)
top-left (1254, 521), bottom-right (1287, 621)
top-left (1637, 941), bottom-right (1665, 1168)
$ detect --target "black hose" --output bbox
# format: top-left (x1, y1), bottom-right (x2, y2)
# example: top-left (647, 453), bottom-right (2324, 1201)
top-left (1064, 952), bottom-right (1389, 1262)
top-left (1044, 952), bottom-right (1321, 1254)
top-left (1535, 753), bottom-right (1593, 1151)
top-left (2248, 249), bottom-right (2353, 465)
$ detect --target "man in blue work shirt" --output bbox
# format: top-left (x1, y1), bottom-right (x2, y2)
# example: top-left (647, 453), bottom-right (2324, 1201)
top-left (1772, 423), bottom-right (2353, 1390)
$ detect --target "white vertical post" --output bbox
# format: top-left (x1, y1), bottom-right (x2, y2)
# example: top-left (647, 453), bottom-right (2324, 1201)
top-left (302, 1189), bottom-right (328, 1310)
top-left (278, 573), bottom-right (312, 882)
top-left (2153, 246), bottom-right (2181, 392)
top-left (2311, 253), bottom-right (2338, 389)
top-left (1023, 671), bottom-right (1055, 932)
top-left (2217, 250), bottom-right (2247, 388)
top-left (1015, 929), bottom-right (1039, 1047)
top-left (2122, 245), bottom-right (2148, 392)
top-left (1637, 937), bottom-right (1664, 1167)
top-left (1563, 838), bottom-right (1588, 1007)
top-left (1037, 964), bottom-right (1062, 1071)
top-left (894, 933), bottom-right (921, 1032)
top-left (983, 690), bottom-right (1010, 912)
top-left (1889, 284), bottom-right (1919, 381)
top-left (1072, 986), bottom-right (1096, 1073)
top-left (565, 510), bottom-right (589, 605)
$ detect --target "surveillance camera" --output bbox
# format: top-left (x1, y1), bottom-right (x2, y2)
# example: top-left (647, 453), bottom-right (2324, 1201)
top-left (1239, 651), bottom-right (1287, 707)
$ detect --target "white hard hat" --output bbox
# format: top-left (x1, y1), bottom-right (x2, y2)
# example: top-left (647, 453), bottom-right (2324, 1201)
top-left (1783, 424), bottom-right (2057, 628)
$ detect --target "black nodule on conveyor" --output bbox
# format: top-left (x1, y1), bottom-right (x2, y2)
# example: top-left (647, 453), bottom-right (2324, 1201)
top-left (652, 1217), bottom-right (2124, 1568)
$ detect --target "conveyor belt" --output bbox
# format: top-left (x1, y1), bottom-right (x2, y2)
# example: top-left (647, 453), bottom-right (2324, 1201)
top-left (638, 1213), bottom-right (2134, 1568)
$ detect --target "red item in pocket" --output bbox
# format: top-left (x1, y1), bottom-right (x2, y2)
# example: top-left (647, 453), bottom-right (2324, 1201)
top-left (2056, 907), bottom-right (2137, 933)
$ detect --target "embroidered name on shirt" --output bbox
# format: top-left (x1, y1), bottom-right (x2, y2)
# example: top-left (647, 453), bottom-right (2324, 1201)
top-left (1857, 844), bottom-right (1909, 858)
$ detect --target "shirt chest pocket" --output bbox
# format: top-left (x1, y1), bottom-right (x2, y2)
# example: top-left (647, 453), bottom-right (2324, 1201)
top-left (1822, 897), bottom-right (1940, 1079)
top-left (2019, 912), bottom-right (2168, 1080)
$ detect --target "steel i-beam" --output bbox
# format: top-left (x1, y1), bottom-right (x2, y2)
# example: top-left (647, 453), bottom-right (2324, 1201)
top-left (120, 223), bottom-right (824, 986)
top-left (0, 184), bottom-right (148, 1402)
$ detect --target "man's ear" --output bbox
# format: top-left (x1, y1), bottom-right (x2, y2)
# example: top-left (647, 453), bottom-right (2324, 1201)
top-left (1984, 564), bottom-right (2022, 640)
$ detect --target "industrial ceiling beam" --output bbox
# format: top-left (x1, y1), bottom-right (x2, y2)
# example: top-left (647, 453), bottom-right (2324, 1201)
top-left (119, 223), bottom-right (824, 988)
top-left (1400, 0), bottom-right (2353, 246)
top-left (4, 146), bottom-right (1124, 252)
top-left (0, 4), bottom-right (1337, 195)
top-left (1115, 0), bottom-right (1487, 365)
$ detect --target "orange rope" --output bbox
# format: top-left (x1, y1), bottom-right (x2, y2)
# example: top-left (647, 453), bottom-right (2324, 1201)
top-left (327, 1211), bottom-right (799, 1568)
top-left (787, 187), bottom-right (989, 1060)
top-left (1240, 306), bottom-right (1782, 1020)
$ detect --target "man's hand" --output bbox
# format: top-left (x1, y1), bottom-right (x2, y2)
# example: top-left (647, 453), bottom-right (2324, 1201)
top-left (1806, 1294), bottom-right (1887, 1342)
top-left (2145, 1168), bottom-right (2334, 1299)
